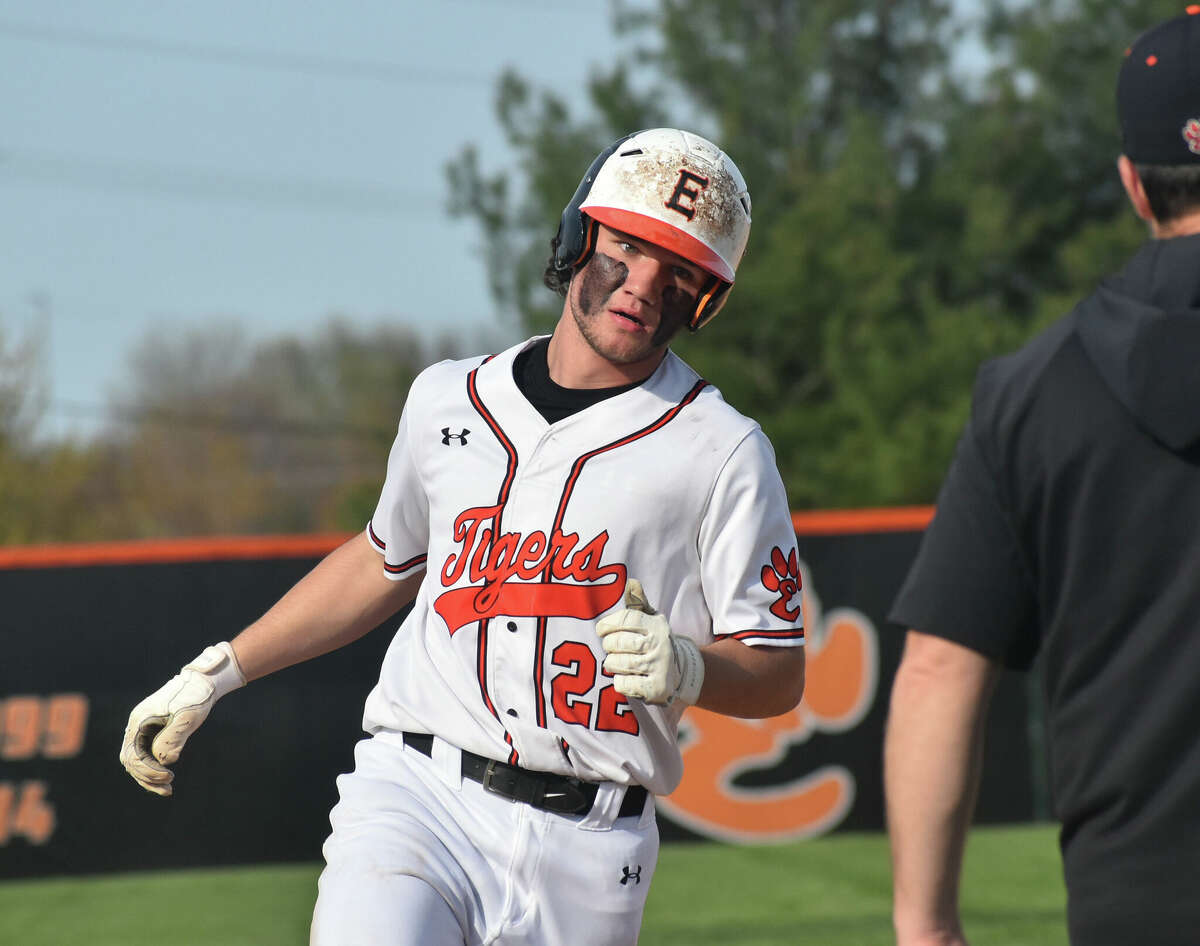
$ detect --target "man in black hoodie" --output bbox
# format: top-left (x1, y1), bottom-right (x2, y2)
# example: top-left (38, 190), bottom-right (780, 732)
top-left (884, 10), bottom-right (1200, 946)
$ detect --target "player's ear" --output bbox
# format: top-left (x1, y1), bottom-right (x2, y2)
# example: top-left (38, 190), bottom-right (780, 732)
top-left (1117, 155), bottom-right (1155, 224)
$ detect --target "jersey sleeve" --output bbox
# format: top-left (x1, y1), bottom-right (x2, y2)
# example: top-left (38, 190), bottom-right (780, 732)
top-left (698, 428), bottom-right (806, 647)
top-left (888, 403), bottom-right (1039, 669)
top-left (367, 401), bottom-right (430, 580)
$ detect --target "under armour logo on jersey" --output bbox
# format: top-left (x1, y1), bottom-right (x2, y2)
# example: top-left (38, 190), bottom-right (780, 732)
top-left (620, 865), bottom-right (642, 886)
top-left (441, 427), bottom-right (470, 446)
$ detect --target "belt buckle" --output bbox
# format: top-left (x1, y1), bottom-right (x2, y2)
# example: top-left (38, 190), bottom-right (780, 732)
top-left (481, 759), bottom-right (506, 797)
top-left (481, 760), bottom-right (589, 813)
top-left (482, 759), bottom-right (533, 804)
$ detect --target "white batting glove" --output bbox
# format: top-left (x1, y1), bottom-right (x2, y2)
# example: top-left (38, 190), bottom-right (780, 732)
top-left (596, 579), bottom-right (705, 707)
top-left (119, 642), bottom-right (246, 797)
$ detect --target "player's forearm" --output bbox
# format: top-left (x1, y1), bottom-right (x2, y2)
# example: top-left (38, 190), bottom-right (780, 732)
top-left (693, 639), bottom-right (806, 718)
top-left (884, 631), bottom-right (999, 946)
top-left (230, 531), bottom-right (420, 683)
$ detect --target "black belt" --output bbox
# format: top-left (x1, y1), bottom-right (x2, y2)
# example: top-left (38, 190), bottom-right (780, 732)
top-left (403, 732), bottom-right (648, 819)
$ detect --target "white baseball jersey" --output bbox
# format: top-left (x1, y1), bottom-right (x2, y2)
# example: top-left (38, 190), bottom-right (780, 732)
top-left (363, 336), bottom-right (804, 796)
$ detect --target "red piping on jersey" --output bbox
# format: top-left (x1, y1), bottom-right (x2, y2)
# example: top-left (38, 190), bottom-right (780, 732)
top-left (467, 359), bottom-right (519, 519)
top-left (384, 554), bottom-right (428, 576)
top-left (719, 627), bottom-right (804, 643)
top-left (368, 520), bottom-right (428, 575)
top-left (534, 617), bottom-right (549, 728)
top-left (548, 379), bottom-right (709, 539)
top-left (465, 356), bottom-right (523, 761)
top-left (476, 618), bottom-right (500, 721)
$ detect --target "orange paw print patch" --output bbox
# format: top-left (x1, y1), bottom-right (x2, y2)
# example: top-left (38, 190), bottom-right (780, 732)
top-left (761, 546), bottom-right (802, 622)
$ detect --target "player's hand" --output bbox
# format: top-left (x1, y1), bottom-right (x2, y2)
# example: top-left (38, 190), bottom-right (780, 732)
top-left (119, 642), bottom-right (246, 796)
top-left (596, 579), bottom-right (705, 706)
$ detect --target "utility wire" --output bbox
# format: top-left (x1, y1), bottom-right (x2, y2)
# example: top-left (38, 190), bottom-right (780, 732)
top-left (0, 146), bottom-right (446, 215)
top-left (0, 16), bottom-right (496, 87)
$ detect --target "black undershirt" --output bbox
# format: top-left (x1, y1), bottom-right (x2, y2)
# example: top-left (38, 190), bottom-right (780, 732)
top-left (512, 337), bottom-right (643, 424)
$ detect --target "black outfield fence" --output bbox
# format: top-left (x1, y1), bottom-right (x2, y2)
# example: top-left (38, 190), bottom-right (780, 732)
top-left (0, 510), bottom-right (1039, 879)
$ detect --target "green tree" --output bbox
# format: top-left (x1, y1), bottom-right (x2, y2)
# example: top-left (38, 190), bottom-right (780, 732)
top-left (0, 321), bottom-right (40, 542)
top-left (93, 318), bottom-right (466, 538)
top-left (0, 319), bottom-right (101, 543)
top-left (448, 0), bottom-right (1176, 508)
top-left (3, 314), bottom-right (472, 544)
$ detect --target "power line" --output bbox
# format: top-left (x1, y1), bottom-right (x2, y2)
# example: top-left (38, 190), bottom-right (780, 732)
top-left (0, 146), bottom-right (447, 215)
top-left (0, 16), bottom-right (497, 88)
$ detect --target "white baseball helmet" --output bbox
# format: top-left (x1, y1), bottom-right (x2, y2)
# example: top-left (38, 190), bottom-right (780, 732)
top-left (551, 128), bottom-right (752, 330)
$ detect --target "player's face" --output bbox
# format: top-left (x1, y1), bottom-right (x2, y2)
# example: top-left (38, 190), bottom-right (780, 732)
top-left (568, 225), bottom-right (700, 368)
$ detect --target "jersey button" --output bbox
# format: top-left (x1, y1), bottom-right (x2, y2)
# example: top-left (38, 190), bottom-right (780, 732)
top-left (506, 621), bottom-right (517, 632)
top-left (506, 708), bottom-right (518, 717)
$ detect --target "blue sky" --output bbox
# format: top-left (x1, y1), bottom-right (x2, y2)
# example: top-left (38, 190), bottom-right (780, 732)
top-left (0, 1), bottom-right (629, 438)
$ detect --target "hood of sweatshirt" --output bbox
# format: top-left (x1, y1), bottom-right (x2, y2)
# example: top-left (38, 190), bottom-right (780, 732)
top-left (1075, 232), bottom-right (1200, 450)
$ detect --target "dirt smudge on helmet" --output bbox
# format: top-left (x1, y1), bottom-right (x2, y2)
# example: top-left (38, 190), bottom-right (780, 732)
top-left (609, 152), bottom-right (745, 249)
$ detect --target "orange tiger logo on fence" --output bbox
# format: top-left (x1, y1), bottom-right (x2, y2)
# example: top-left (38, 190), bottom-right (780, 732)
top-left (658, 561), bottom-right (878, 842)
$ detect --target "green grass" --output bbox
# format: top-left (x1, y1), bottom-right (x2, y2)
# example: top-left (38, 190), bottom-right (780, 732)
top-left (0, 825), bottom-right (1066, 945)
top-left (643, 824), bottom-right (1067, 946)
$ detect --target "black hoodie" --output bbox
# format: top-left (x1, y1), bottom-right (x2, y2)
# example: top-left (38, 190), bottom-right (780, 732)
top-left (890, 233), bottom-right (1200, 945)
top-left (1076, 232), bottom-right (1200, 449)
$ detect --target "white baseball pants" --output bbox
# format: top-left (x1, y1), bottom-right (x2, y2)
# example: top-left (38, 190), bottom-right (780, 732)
top-left (310, 733), bottom-right (659, 945)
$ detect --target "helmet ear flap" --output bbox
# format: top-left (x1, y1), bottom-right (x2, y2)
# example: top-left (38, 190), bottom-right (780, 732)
top-left (551, 135), bottom-right (634, 274)
top-left (569, 218), bottom-right (600, 273)
top-left (689, 278), bottom-right (731, 332)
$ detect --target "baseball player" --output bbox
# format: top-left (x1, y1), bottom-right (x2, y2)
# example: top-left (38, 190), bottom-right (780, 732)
top-left (120, 128), bottom-right (807, 946)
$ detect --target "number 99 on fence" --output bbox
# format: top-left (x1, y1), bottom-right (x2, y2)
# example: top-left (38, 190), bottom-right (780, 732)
top-left (0, 693), bottom-right (89, 848)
